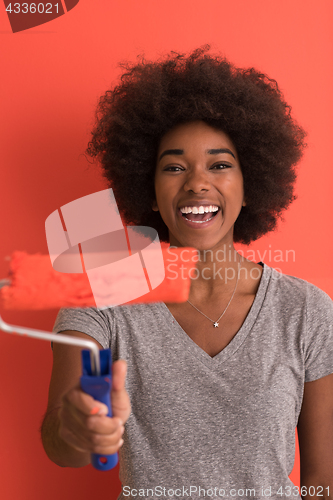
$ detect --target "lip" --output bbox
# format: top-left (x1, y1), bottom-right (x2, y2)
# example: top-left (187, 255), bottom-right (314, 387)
top-left (177, 207), bottom-right (221, 229)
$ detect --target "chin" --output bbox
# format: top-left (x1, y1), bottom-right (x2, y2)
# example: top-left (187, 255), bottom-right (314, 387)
top-left (168, 223), bottom-right (235, 250)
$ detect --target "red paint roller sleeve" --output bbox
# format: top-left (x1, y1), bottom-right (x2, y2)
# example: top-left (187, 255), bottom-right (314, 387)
top-left (0, 247), bottom-right (198, 310)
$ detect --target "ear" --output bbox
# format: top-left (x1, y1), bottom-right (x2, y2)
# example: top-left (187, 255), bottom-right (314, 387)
top-left (242, 198), bottom-right (246, 207)
top-left (152, 200), bottom-right (159, 211)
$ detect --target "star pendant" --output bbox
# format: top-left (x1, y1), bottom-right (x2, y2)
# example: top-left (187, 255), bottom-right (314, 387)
top-left (213, 322), bottom-right (219, 328)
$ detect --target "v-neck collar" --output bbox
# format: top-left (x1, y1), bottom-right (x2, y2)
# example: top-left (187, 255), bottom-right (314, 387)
top-left (158, 263), bottom-right (272, 369)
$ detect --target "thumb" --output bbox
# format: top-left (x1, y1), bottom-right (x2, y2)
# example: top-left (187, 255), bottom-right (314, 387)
top-left (112, 359), bottom-right (127, 392)
top-left (111, 360), bottom-right (131, 423)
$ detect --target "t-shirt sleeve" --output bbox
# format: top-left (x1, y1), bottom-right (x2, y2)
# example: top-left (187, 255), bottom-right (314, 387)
top-left (304, 283), bottom-right (333, 382)
top-left (53, 307), bottom-right (112, 349)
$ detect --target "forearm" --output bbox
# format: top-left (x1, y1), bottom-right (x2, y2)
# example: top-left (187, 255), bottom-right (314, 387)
top-left (300, 476), bottom-right (332, 500)
top-left (40, 407), bottom-right (90, 468)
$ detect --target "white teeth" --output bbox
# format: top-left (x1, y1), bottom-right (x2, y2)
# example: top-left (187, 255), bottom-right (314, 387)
top-left (179, 205), bottom-right (219, 214)
top-left (183, 215), bottom-right (215, 223)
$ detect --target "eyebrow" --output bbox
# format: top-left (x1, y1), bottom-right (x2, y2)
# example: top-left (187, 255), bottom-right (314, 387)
top-left (158, 148), bottom-right (236, 161)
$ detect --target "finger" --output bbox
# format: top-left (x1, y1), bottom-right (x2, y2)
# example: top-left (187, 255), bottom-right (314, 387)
top-left (61, 398), bottom-right (124, 434)
top-left (59, 406), bottom-right (125, 453)
top-left (62, 385), bottom-right (109, 417)
top-left (59, 422), bottom-right (124, 455)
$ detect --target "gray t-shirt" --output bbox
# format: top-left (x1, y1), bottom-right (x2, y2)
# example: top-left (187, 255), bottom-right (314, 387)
top-left (53, 264), bottom-right (333, 500)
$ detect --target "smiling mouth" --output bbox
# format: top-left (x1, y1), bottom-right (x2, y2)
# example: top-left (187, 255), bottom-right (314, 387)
top-left (180, 208), bottom-right (220, 223)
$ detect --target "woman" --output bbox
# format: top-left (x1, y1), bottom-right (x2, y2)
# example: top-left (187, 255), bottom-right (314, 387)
top-left (41, 47), bottom-right (333, 499)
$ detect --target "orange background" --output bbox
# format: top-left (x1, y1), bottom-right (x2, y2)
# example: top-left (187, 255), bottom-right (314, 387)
top-left (0, 1), bottom-right (332, 499)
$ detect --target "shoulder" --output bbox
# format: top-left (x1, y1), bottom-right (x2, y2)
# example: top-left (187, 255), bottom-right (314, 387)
top-left (54, 306), bottom-right (114, 327)
top-left (53, 307), bottom-right (115, 349)
top-left (265, 265), bottom-right (333, 310)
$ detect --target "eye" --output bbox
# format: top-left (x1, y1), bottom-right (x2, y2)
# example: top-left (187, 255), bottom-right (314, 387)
top-left (163, 166), bottom-right (184, 172)
top-left (210, 163), bottom-right (232, 170)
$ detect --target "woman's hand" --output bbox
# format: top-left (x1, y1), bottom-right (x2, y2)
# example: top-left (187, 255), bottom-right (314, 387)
top-left (41, 331), bottom-right (131, 468)
top-left (58, 360), bottom-right (131, 456)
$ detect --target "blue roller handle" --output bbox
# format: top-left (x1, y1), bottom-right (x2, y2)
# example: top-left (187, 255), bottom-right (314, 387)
top-left (80, 348), bottom-right (118, 471)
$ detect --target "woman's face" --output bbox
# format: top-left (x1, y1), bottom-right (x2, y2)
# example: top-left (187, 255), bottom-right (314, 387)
top-left (153, 120), bottom-right (245, 251)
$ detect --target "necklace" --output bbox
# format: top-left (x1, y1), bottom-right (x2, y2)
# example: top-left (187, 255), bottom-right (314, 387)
top-left (187, 254), bottom-right (241, 328)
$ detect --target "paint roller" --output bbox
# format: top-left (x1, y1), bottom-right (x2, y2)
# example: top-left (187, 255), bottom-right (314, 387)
top-left (0, 188), bottom-right (198, 471)
top-left (0, 246), bottom-right (197, 471)
top-left (0, 246), bottom-right (196, 469)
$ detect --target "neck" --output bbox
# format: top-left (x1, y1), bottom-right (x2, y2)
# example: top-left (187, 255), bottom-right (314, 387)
top-left (187, 244), bottom-right (241, 299)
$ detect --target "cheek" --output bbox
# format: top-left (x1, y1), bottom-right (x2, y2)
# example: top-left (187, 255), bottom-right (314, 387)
top-left (155, 177), bottom-right (174, 205)
top-left (154, 174), bottom-right (164, 197)
top-left (233, 172), bottom-right (244, 196)
top-left (154, 187), bottom-right (163, 209)
top-left (225, 174), bottom-right (244, 195)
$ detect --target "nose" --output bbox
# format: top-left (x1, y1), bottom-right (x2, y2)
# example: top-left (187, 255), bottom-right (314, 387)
top-left (183, 166), bottom-right (211, 193)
